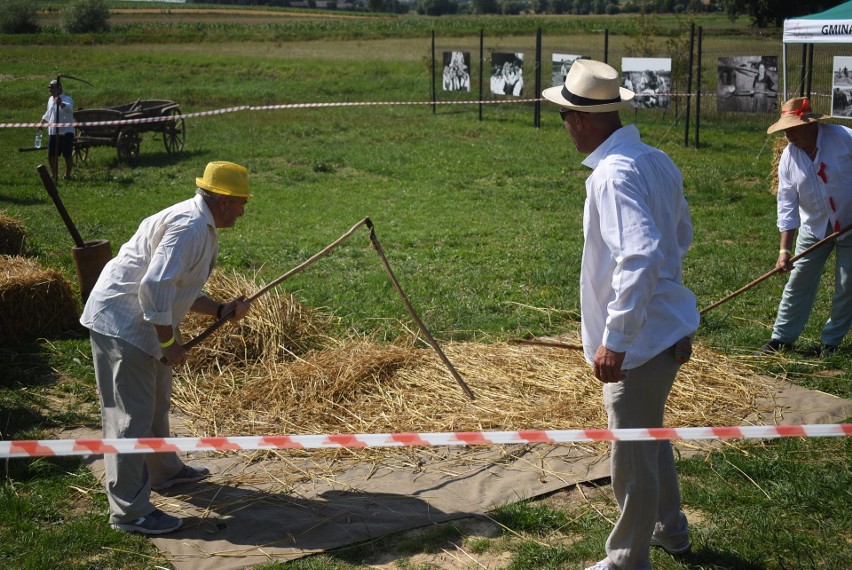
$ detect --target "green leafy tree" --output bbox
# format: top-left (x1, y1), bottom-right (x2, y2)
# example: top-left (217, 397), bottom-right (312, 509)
top-left (0, 0), bottom-right (40, 33)
top-left (471, 0), bottom-right (501, 13)
top-left (62, 0), bottom-right (110, 33)
top-left (719, 0), bottom-right (845, 28)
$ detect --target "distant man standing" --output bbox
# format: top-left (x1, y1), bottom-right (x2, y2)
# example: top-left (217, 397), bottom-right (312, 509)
top-left (755, 98), bottom-right (852, 357)
top-left (40, 79), bottom-right (75, 180)
top-left (542, 59), bottom-right (699, 570)
top-left (81, 161), bottom-right (253, 535)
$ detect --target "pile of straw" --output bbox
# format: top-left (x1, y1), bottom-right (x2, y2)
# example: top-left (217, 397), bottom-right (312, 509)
top-left (768, 135), bottom-right (788, 194)
top-left (0, 213), bottom-right (27, 256)
top-left (0, 255), bottom-right (79, 341)
top-left (172, 272), bottom-right (774, 469)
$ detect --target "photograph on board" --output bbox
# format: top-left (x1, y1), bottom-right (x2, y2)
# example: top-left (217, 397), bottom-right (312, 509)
top-left (832, 56), bottom-right (852, 117)
top-left (443, 51), bottom-right (471, 93)
top-left (551, 53), bottom-right (585, 87)
top-left (622, 57), bottom-right (671, 109)
top-left (717, 56), bottom-right (778, 113)
top-left (490, 52), bottom-right (524, 97)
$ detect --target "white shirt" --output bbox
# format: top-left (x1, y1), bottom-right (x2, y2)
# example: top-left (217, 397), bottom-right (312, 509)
top-left (777, 123), bottom-right (852, 242)
top-left (580, 124), bottom-right (700, 369)
top-left (42, 94), bottom-right (75, 135)
top-left (81, 194), bottom-right (219, 357)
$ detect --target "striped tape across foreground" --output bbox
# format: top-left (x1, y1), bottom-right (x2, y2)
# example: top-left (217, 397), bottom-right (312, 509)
top-left (2, 424), bottom-right (849, 459)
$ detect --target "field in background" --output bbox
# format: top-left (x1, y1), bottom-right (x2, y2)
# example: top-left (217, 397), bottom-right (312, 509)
top-left (1, 10), bottom-right (850, 569)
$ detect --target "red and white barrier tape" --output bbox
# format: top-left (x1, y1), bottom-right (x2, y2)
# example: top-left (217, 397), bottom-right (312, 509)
top-left (2, 424), bottom-right (849, 459)
top-left (0, 99), bottom-right (541, 129)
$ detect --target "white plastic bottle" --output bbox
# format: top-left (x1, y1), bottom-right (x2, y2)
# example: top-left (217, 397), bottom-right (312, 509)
top-left (34, 129), bottom-right (42, 149)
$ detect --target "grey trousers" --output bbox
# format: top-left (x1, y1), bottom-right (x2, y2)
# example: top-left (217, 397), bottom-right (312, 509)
top-left (90, 331), bottom-right (184, 524)
top-left (602, 346), bottom-right (689, 570)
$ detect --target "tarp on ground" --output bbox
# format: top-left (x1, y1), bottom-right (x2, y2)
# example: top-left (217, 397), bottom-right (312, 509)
top-left (68, 375), bottom-right (852, 570)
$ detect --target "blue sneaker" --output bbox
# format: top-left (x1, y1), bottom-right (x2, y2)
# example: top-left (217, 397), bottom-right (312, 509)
top-left (111, 508), bottom-right (182, 535)
top-left (152, 465), bottom-right (210, 491)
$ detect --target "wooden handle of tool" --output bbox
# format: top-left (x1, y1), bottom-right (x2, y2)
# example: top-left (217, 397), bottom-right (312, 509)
top-left (165, 217), bottom-right (374, 362)
top-left (700, 222), bottom-right (852, 315)
top-left (37, 164), bottom-right (86, 248)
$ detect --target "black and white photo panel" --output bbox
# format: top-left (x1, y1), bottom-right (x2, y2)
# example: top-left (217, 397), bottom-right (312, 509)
top-left (490, 52), bottom-right (525, 97)
top-left (832, 56), bottom-right (852, 118)
top-left (442, 51), bottom-right (471, 93)
top-left (551, 53), bottom-right (586, 87)
top-left (622, 57), bottom-right (671, 110)
top-left (716, 56), bottom-right (778, 113)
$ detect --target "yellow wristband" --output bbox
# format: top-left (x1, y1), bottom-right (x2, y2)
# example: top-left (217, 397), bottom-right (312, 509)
top-left (779, 248), bottom-right (791, 255)
top-left (160, 336), bottom-right (175, 348)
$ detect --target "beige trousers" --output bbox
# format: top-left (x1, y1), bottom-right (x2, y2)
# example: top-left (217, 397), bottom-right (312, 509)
top-left (602, 345), bottom-right (689, 570)
top-left (90, 331), bottom-right (184, 524)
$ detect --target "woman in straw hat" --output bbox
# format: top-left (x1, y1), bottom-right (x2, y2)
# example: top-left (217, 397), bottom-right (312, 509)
top-left (755, 97), bottom-right (852, 358)
top-left (542, 59), bottom-right (698, 570)
top-left (81, 161), bottom-right (253, 535)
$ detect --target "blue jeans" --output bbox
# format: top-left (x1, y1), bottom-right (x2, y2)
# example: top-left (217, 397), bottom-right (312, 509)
top-left (772, 228), bottom-right (852, 347)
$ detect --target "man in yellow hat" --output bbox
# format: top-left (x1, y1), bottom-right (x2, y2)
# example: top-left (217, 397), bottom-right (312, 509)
top-left (756, 97), bottom-right (852, 357)
top-left (80, 161), bottom-right (253, 535)
top-left (542, 59), bottom-right (698, 570)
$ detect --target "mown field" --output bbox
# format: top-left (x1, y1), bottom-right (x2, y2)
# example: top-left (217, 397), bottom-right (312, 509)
top-left (1, 6), bottom-right (850, 570)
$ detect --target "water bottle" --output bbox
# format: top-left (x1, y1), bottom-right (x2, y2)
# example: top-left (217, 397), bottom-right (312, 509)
top-left (34, 130), bottom-right (42, 149)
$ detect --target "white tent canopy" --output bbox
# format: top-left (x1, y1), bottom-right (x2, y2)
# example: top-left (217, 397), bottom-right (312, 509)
top-left (781, 1), bottom-right (852, 100)
top-left (783, 0), bottom-right (852, 44)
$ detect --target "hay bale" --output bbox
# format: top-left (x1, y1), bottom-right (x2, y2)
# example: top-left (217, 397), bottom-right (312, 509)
top-left (768, 135), bottom-right (788, 195)
top-left (173, 322), bottom-right (775, 472)
top-left (0, 255), bottom-right (79, 341)
top-left (181, 269), bottom-right (335, 372)
top-left (0, 213), bottom-right (27, 256)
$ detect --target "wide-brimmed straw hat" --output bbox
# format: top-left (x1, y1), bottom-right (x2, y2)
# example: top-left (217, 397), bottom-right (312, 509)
top-left (542, 59), bottom-right (634, 113)
top-left (766, 97), bottom-right (826, 134)
top-left (196, 161), bottom-right (251, 198)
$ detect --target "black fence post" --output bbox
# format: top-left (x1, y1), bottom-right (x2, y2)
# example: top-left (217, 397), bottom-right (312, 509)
top-left (806, 44), bottom-right (814, 99)
top-left (695, 26), bottom-right (703, 150)
top-left (479, 29), bottom-right (484, 122)
top-left (431, 30), bottom-right (436, 114)
top-left (535, 27), bottom-right (542, 129)
top-left (684, 22), bottom-right (695, 147)
top-left (604, 29), bottom-right (609, 64)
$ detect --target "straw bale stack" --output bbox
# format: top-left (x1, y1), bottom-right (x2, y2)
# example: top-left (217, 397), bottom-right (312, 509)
top-left (172, 271), bottom-right (775, 471)
top-left (0, 255), bottom-right (79, 341)
top-left (180, 270), bottom-right (335, 372)
top-left (0, 213), bottom-right (27, 256)
top-left (768, 135), bottom-right (787, 194)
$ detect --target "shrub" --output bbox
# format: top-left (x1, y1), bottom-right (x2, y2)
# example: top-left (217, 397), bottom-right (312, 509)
top-left (62, 0), bottom-right (110, 34)
top-left (0, 0), bottom-right (40, 34)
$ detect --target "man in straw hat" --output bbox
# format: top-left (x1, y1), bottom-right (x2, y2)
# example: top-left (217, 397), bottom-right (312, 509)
top-left (39, 79), bottom-right (75, 180)
top-left (81, 161), bottom-right (253, 535)
top-left (542, 59), bottom-right (699, 570)
top-left (755, 97), bottom-right (852, 358)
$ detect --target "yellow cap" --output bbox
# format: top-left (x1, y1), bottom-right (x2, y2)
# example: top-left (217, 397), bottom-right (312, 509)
top-left (196, 161), bottom-right (250, 198)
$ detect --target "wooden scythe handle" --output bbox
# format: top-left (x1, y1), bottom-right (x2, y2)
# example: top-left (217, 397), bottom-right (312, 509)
top-left (700, 222), bottom-right (852, 315)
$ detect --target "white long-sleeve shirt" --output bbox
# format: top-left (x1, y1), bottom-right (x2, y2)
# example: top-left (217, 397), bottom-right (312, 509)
top-left (81, 194), bottom-right (219, 357)
top-left (42, 94), bottom-right (75, 135)
top-left (580, 124), bottom-right (700, 369)
top-left (777, 123), bottom-right (852, 242)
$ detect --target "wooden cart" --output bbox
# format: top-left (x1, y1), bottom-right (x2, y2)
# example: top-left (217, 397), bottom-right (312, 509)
top-left (73, 99), bottom-right (185, 165)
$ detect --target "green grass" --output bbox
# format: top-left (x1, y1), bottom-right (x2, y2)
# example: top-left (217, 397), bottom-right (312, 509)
top-left (1, 15), bottom-right (850, 570)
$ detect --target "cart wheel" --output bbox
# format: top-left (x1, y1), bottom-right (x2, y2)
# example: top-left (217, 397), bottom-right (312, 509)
top-left (163, 107), bottom-right (185, 154)
top-left (117, 128), bottom-right (140, 164)
top-left (73, 144), bottom-right (89, 164)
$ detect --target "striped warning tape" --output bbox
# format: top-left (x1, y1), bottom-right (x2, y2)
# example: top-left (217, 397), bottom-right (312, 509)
top-left (2, 424), bottom-right (849, 459)
top-left (0, 99), bottom-right (542, 129)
